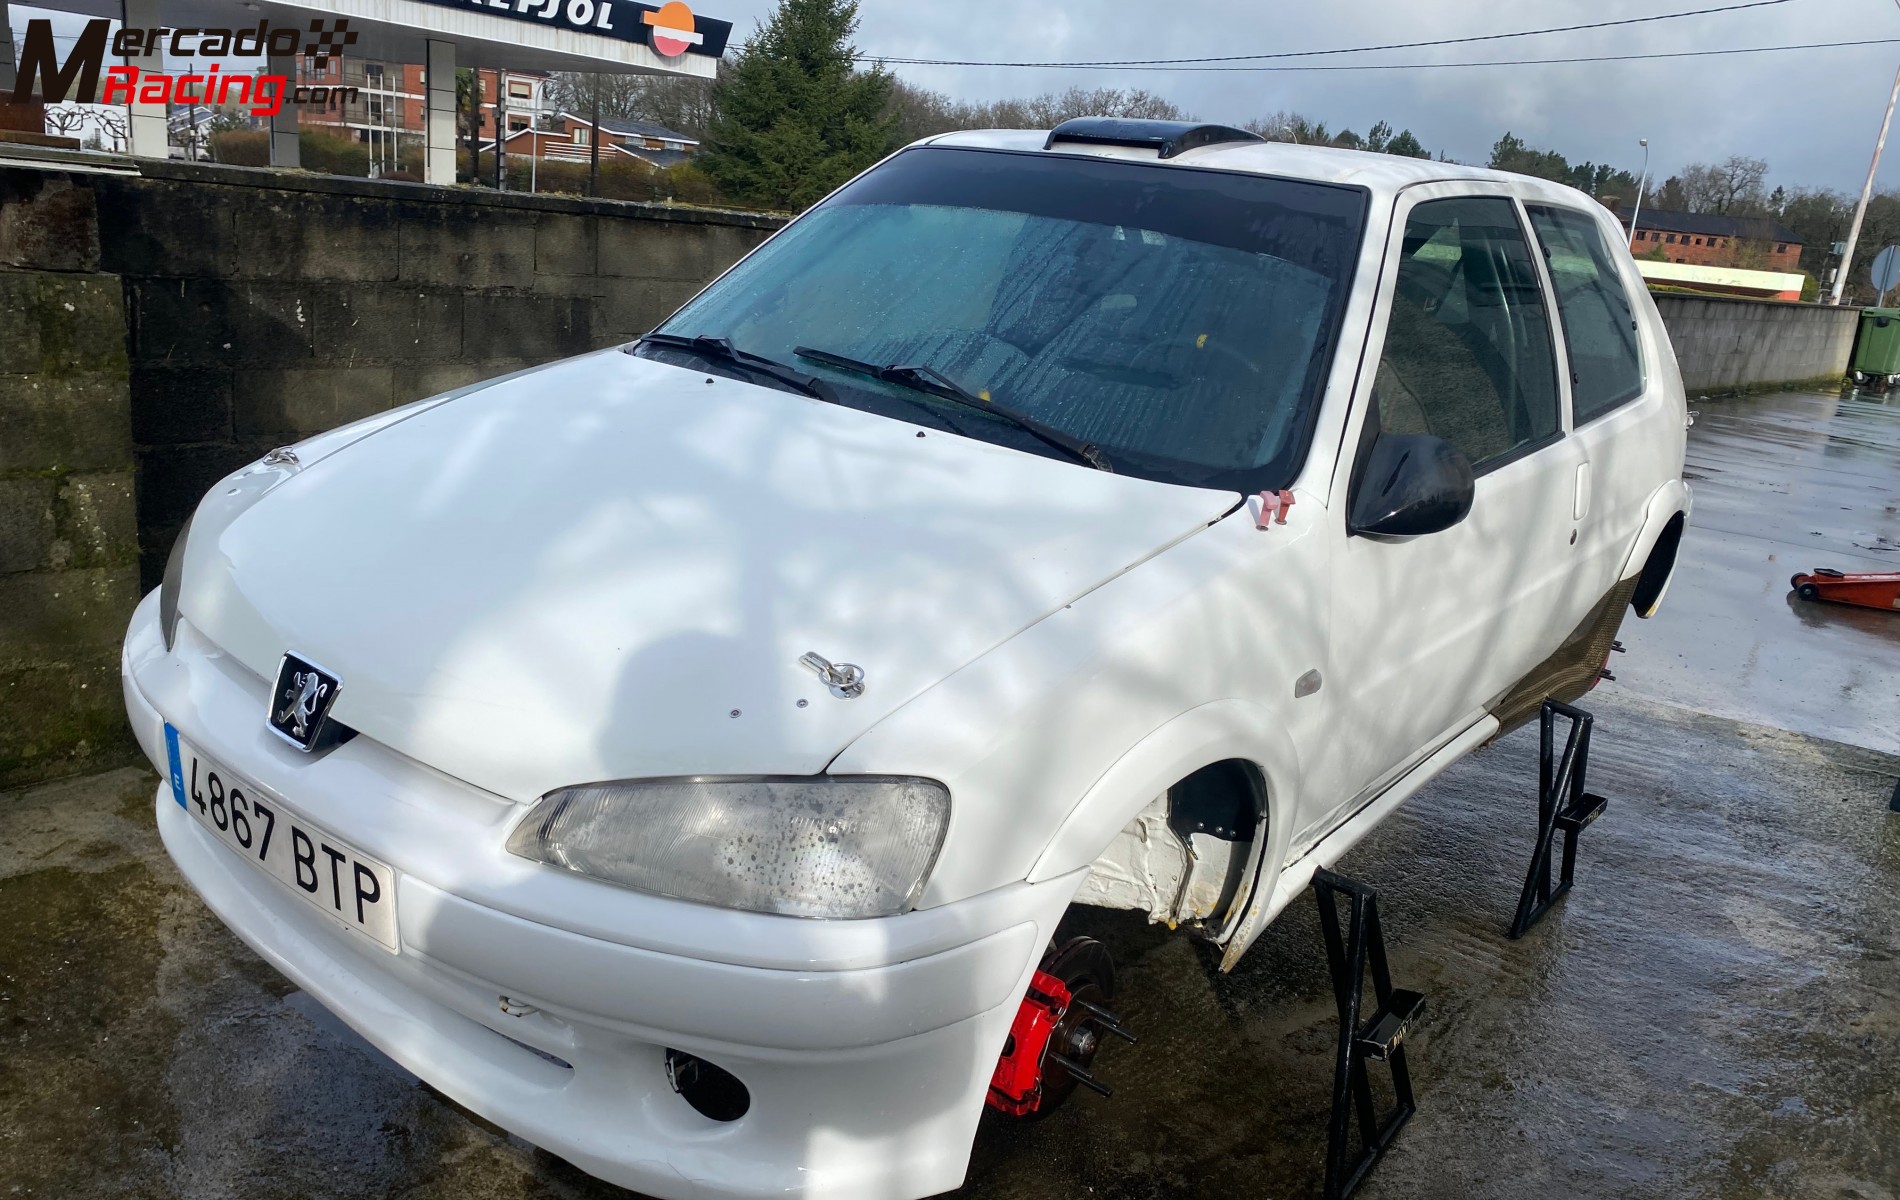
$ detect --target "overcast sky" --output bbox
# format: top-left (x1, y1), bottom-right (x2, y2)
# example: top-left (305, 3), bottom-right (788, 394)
top-left (811, 0), bottom-right (1900, 196)
top-left (15, 0), bottom-right (1900, 193)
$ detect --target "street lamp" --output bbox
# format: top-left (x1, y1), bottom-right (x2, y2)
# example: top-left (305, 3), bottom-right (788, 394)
top-left (1628, 138), bottom-right (1650, 252)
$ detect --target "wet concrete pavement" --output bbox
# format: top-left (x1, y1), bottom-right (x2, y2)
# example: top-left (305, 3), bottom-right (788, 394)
top-left (4, 388), bottom-right (1898, 1200)
top-left (979, 692), bottom-right (1900, 1200)
top-left (1617, 387), bottom-right (1900, 755)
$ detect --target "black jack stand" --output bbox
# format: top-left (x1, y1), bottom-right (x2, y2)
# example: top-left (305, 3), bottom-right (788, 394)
top-left (1312, 868), bottom-right (1424, 1200)
top-left (1507, 698), bottom-right (1610, 940)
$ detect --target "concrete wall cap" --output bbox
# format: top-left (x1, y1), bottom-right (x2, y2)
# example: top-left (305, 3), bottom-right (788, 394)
top-left (5, 152), bottom-right (789, 232)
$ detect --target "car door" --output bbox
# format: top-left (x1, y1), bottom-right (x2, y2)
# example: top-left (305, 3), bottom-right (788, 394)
top-left (1295, 186), bottom-right (1586, 850)
top-left (1523, 202), bottom-right (1659, 613)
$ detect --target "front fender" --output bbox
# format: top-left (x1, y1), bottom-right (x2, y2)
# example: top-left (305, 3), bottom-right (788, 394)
top-left (1026, 699), bottom-right (1298, 898)
top-left (829, 508), bottom-right (1329, 910)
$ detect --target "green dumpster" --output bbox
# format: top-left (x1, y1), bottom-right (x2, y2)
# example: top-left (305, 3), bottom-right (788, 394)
top-left (1853, 308), bottom-right (1900, 378)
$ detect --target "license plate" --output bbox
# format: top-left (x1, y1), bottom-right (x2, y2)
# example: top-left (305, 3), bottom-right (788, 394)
top-left (165, 724), bottom-right (398, 952)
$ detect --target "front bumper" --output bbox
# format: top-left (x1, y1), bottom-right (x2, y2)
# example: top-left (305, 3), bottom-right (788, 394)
top-left (123, 592), bottom-right (1084, 1199)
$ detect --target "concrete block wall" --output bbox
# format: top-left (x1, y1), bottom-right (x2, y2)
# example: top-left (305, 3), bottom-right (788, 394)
top-left (1652, 293), bottom-right (1861, 395)
top-left (0, 156), bottom-right (783, 787)
top-left (90, 160), bottom-right (784, 588)
top-left (0, 172), bottom-right (142, 787)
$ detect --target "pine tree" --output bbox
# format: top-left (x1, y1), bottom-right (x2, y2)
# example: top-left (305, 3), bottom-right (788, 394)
top-left (701, 0), bottom-right (897, 211)
top-left (1384, 129), bottom-right (1428, 159)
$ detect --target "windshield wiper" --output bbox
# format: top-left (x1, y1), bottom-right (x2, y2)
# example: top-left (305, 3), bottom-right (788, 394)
top-left (639, 333), bottom-right (836, 402)
top-left (792, 346), bottom-right (1112, 472)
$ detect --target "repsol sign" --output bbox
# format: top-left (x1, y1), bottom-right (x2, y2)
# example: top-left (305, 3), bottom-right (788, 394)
top-left (9, 17), bottom-right (359, 112)
top-left (412, 0), bottom-right (731, 57)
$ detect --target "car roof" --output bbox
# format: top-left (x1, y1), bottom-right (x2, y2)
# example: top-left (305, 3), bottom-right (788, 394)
top-left (919, 128), bottom-right (1604, 210)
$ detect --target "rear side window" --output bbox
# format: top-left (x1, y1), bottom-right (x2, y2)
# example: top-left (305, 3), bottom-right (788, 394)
top-left (1370, 196), bottom-right (1560, 470)
top-left (1527, 205), bottom-right (1644, 421)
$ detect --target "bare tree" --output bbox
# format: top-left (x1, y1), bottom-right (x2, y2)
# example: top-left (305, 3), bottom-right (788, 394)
top-left (545, 71), bottom-right (716, 140)
top-left (44, 103), bottom-right (88, 139)
top-left (49, 104), bottom-right (131, 150)
top-left (1722, 156), bottom-right (1770, 211)
top-left (1243, 111), bottom-right (1299, 141)
top-left (1679, 155), bottom-right (1770, 215)
top-left (94, 107), bottom-right (129, 150)
top-left (887, 82), bottom-right (1189, 142)
top-left (1245, 111), bottom-right (1328, 144)
top-left (1021, 87), bottom-right (1187, 124)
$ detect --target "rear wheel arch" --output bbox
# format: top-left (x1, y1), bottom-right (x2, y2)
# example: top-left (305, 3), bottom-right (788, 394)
top-left (1618, 478), bottom-right (1690, 619)
top-left (1631, 510), bottom-right (1686, 618)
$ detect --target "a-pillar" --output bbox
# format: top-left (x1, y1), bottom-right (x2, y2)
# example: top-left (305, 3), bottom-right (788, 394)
top-left (425, 40), bottom-right (456, 185)
top-left (267, 53), bottom-right (299, 167)
top-left (120, 0), bottom-right (168, 158)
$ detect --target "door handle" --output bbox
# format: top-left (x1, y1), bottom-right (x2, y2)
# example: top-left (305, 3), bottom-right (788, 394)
top-left (1573, 461), bottom-right (1592, 523)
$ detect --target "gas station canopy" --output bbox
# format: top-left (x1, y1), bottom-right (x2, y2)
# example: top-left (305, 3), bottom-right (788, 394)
top-left (2, 0), bottom-right (731, 181)
top-left (39, 0), bottom-right (732, 75)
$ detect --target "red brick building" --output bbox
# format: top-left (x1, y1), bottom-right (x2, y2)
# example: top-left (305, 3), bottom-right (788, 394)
top-left (1616, 208), bottom-right (1802, 271)
top-left (295, 59), bottom-right (551, 148)
top-left (495, 113), bottom-right (698, 166)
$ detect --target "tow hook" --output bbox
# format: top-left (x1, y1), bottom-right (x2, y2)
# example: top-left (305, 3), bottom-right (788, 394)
top-left (987, 937), bottom-right (1136, 1117)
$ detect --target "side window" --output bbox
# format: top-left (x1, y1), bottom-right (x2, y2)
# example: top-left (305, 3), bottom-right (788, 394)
top-left (1527, 205), bottom-right (1645, 422)
top-left (1371, 196), bottom-right (1560, 470)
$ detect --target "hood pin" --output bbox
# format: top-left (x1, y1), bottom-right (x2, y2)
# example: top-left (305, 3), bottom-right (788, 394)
top-left (799, 652), bottom-right (866, 699)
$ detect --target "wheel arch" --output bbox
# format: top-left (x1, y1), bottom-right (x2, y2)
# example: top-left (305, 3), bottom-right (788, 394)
top-left (1621, 479), bottom-right (1691, 619)
top-left (1025, 699), bottom-right (1299, 939)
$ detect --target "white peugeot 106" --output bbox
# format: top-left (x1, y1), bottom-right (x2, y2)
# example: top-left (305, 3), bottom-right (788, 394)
top-left (123, 119), bottom-right (1688, 1199)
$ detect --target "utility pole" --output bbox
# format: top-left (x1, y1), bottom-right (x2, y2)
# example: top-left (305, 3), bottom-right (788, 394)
top-left (589, 73), bottom-right (601, 197)
top-left (1833, 27), bottom-right (1900, 304)
top-left (466, 69), bottom-right (480, 183)
top-left (496, 69), bottom-right (508, 191)
top-left (1628, 137), bottom-right (1650, 252)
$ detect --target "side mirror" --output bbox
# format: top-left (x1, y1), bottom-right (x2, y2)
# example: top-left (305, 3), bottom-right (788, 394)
top-left (1348, 433), bottom-right (1475, 539)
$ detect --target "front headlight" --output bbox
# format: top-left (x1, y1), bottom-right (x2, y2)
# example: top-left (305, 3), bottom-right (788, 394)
top-left (506, 776), bottom-right (951, 919)
top-left (158, 511), bottom-right (195, 651)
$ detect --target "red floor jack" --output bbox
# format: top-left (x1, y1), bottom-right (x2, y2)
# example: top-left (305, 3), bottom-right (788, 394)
top-left (1790, 568), bottom-right (1900, 612)
top-left (1791, 571), bottom-right (1900, 813)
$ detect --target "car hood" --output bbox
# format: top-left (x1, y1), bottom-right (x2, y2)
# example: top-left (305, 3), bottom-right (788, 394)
top-left (187, 350), bottom-right (1233, 802)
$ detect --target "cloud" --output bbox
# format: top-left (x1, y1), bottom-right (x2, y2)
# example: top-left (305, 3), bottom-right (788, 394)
top-left (722, 0), bottom-right (1900, 193)
top-left (16, 0), bottom-right (1899, 192)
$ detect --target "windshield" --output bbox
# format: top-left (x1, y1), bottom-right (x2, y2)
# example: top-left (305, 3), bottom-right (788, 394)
top-left (650, 146), bottom-right (1368, 491)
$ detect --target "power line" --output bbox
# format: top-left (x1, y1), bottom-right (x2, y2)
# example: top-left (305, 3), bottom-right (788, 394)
top-left (1034, 37), bottom-right (1900, 74)
top-left (863, 0), bottom-right (1806, 68)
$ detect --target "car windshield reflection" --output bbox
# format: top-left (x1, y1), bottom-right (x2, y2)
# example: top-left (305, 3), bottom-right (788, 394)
top-left (645, 146), bottom-right (1369, 492)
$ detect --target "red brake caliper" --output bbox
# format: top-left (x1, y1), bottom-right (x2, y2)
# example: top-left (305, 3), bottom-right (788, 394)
top-left (987, 957), bottom-right (1135, 1116)
top-left (986, 969), bottom-right (1072, 1116)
